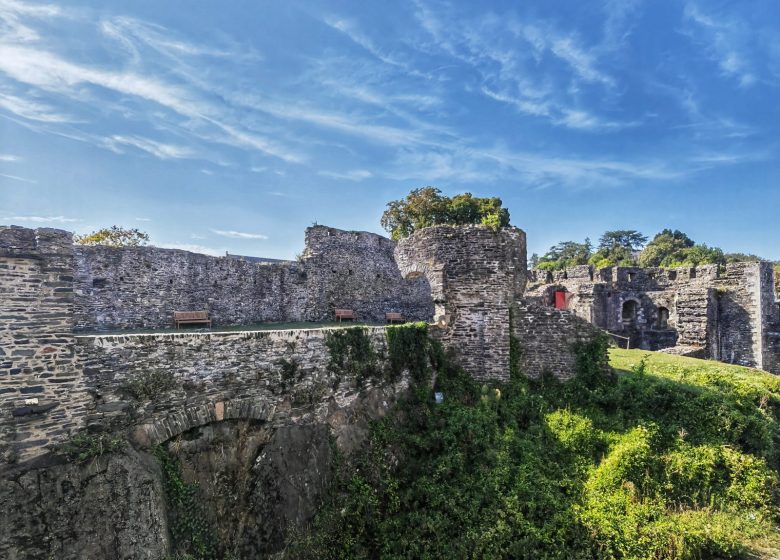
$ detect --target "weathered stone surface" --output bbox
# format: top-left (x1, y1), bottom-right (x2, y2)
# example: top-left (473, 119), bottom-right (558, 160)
top-left (395, 225), bottom-right (527, 381)
top-left (526, 261), bottom-right (780, 374)
top-left (72, 225), bottom-right (433, 331)
top-left (0, 448), bottom-right (168, 560)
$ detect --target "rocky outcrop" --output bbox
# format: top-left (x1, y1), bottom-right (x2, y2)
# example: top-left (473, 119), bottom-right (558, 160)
top-left (0, 448), bottom-right (168, 560)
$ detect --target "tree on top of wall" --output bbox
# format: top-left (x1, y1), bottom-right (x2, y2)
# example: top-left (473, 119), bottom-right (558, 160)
top-left (380, 187), bottom-right (510, 240)
top-left (536, 240), bottom-right (593, 271)
top-left (75, 226), bottom-right (150, 247)
top-left (587, 230), bottom-right (647, 268)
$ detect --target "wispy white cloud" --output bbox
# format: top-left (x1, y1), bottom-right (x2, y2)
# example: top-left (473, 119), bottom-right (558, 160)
top-left (0, 153), bottom-right (19, 161)
top-left (0, 40), bottom-right (303, 163)
top-left (410, 3), bottom-right (622, 131)
top-left (199, 168), bottom-right (214, 175)
top-left (317, 169), bottom-right (373, 181)
top-left (0, 173), bottom-right (35, 183)
top-left (683, 3), bottom-right (756, 87)
top-left (3, 215), bottom-right (79, 222)
top-left (550, 36), bottom-right (615, 87)
top-left (104, 135), bottom-right (194, 159)
top-left (135, 217), bottom-right (152, 222)
top-left (0, 0), bottom-right (62, 43)
top-left (0, 91), bottom-right (74, 122)
top-left (210, 229), bottom-right (268, 240)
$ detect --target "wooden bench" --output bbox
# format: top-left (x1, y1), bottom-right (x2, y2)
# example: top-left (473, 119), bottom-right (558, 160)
top-left (385, 312), bottom-right (404, 324)
top-left (174, 311), bottom-right (211, 328)
top-left (335, 309), bottom-right (356, 323)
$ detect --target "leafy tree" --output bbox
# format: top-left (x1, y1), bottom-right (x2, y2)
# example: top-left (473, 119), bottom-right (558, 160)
top-left (75, 226), bottom-right (150, 247)
top-left (597, 230), bottom-right (648, 253)
top-left (582, 230), bottom-right (648, 268)
top-left (638, 229), bottom-right (696, 267)
top-left (380, 187), bottom-right (510, 240)
top-left (537, 239), bottom-right (592, 271)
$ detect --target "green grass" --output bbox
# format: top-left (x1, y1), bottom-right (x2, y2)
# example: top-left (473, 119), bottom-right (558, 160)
top-left (286, 345), bottom-right (780, 560)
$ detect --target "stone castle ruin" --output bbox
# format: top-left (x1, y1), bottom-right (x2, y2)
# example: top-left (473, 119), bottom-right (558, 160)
top-left (526, 262), bottom-right (780, 374)
top-left (0, 222), bottom-right (602, 463)
top-left (1, 220), bottom-right (778, 558)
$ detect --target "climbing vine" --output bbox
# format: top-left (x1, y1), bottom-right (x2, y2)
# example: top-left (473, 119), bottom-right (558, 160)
top-left (153, 445), bottom-right (221, 560)
top-left (385, 322), bottom-right (431, 384)
top-left (572, 332), bottom-right (612, 389)
top-left (324, 327), bottom-right (382, 386)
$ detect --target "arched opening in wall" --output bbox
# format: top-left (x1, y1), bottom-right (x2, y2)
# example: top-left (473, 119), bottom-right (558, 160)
top-left (657, 306), bottom-right (670, 329)
top-left (622, 300), bottom-right (638, 325)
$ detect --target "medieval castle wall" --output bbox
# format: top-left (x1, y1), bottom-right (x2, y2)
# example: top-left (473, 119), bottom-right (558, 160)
top-left (526, 261), bottom-right (780, 373)
top-left (0, 221), bottom-right (660, 464)
top-left (394, 225), bottom-right (604, 381)
top-left (73, 225), bottom-right (433, 331)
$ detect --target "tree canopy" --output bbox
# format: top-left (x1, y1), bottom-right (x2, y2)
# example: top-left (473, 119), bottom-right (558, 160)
top-left (381, 187), bottom-right (510, 240)
top-left (75, 226), bottom-right (150, 247)
top-left (535, 228), bottom-right (766, 271)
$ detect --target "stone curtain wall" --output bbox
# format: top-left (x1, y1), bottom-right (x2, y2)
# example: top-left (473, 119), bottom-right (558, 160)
top-left (526, 262), bottom-right (780, 373)
top-left (72, 225), bottom-right (433, 331)
top-left (395, 225), bottom-right (527, 381)
top-left (75, 327), bottom-right (393, 448)
top-left (0, 227), bottom-right (91, 463)
top-left (302, 226), bottom-right (434, 323)
top-left (73, 247), bottom-right (309, 330)
top-left (513, 301), bottom-right (607, 380)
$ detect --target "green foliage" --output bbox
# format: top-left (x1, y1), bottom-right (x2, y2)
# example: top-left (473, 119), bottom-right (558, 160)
top-left (325, 327), bottom-right (382, 386)
top-left (536, 228), bottom-right (770, 273)
top-left (154, 445), bottom-right (221, 560)
top-left (59, 432), bottom-right (124, 463)
top-left (385, 322), bottom-right (431, 384)
top-left (598, 230), bottom-right (648, 253)
top-left (123, 369), bottom-right (176, 401)
top-left (380, 187), bottom-right (510, 240)
top-left (537, 239), bottom-right (593, 271)
top-left (287, 343), bottom-right (780, 559)
top-left (74, 225), bottom-right (150, 247)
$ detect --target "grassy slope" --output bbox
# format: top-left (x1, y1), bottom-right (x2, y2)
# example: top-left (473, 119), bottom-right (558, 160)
top-left (287, 345), bottom-right (780, 560)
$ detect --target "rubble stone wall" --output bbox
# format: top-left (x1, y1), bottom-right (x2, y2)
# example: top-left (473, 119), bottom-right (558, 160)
top-left (73, 225), bottom-right (433, 331)
top-left (0, 227), bottom-right (90, 463)
top-left (395, 225), bottom-right (527, 382)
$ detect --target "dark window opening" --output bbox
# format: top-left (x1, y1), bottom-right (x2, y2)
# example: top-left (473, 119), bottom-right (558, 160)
top-left (92, 278), bottom-right (107, 289)
top-left (657, 306), bottom-right (670, 329)
top-left (622, 300), bottom-right (638, 324)
top-left (628, 272), bottom-right (636, 282)
top-left (668, 271), bottom-right (677, 281)
top-left (690, 269), bottom-right (697, 279)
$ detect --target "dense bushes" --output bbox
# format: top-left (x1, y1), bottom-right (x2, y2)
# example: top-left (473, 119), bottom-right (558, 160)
top-left (286, 344), bottom-right (780, 559)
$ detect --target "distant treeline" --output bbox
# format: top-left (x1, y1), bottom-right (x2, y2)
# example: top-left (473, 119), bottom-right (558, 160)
top-left (532, 229), bottom-right (778, 273)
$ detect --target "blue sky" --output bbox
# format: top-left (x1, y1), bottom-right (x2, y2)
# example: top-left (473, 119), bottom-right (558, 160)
top-left (0, 0), bottom-right (778, 260)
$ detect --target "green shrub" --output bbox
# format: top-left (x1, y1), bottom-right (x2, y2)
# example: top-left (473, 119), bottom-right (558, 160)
top-left (59, 432), bottom-right (124, 463)
top-left (285, 340), bottom-right (780, 559)
top-left (124, 369), bottom-right (176, 401)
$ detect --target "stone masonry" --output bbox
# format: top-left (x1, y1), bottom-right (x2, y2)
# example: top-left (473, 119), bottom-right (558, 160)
top-left (1, 221), bottom-right (606, 464)
top-left (0, 227), bottom-right (91, 461)
top-left (73, 225), bottom-right (433, 331)
top-left (395, 225), bottom-right (527, 381)
top-left (526, 261), bottom-right (780, 373)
